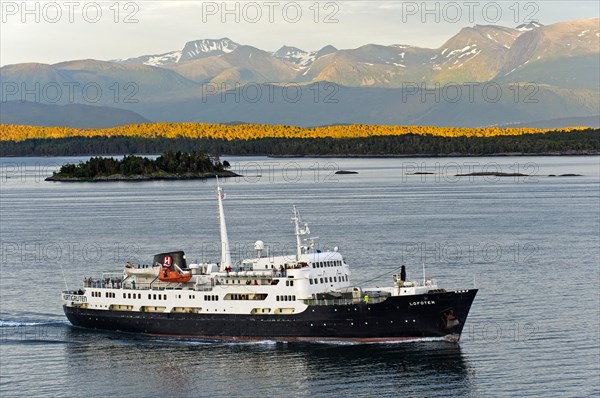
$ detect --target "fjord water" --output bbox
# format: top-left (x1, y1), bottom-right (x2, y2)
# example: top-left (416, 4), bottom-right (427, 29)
top-left (1, 156), bottom-right (598, 397)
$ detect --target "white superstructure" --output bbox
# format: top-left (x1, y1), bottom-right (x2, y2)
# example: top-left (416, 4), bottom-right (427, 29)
top-left (63, 180), bottom-right (441, 316)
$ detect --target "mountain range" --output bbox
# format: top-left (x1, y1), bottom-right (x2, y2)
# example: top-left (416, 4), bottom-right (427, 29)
top-left (1, 18), bottom-right (598, 128)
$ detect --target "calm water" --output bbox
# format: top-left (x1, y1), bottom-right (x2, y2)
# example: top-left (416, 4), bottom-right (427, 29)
top-left (1, 156), bottom-right (599, 397)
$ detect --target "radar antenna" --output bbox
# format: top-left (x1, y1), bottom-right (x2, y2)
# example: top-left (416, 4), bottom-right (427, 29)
top-left (292, 205), bottom-right (311, 260)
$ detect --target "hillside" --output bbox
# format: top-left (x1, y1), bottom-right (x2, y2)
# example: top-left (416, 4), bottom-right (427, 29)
top-left (1, 18), bottom-right (598, 128)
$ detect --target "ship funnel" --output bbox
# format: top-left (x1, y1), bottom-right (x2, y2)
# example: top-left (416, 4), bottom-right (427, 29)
top-left (400, 265), bottom-right (406, 282)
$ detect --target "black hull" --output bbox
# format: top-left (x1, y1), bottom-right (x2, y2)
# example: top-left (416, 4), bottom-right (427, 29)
top-left (64, 290), bottom-right (477, 342)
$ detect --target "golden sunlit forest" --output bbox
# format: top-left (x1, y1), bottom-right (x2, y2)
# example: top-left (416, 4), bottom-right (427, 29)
top-left (0, 123), bottom-right (589, 142)
top-left (1, 123), bottom-right (598, 157)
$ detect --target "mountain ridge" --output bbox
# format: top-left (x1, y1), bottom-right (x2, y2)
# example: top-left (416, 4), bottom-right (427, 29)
top-left (1, 18), bottom-right (598, 129)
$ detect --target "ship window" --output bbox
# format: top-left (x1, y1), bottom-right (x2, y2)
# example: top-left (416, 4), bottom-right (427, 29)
top-left (290, 281), bottom-right (294, 287)
top-left (163, 295), bottom-right (167, 300)
top-left (334, 277), bottom-right (337, 282)
top-left (123, 293), bottom-right (126, 298)
top-left (309, 279), bottom-right (313, 285)
top-left (128, 293), bottom-right (131, 299)
top-left (148, 294), bottom-right (151, 299)
top-left (293, 296), bottom-right (296, 301)
top-left (329, 277), bottom-right (333, 282)
top-left (276, 296), bottom-right (279, 301)
top-left (320, 278), bottom-right (323, 283)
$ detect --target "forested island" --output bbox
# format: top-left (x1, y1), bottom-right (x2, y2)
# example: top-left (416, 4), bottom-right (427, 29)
top-left (46, 151), bottom-right (237, 181)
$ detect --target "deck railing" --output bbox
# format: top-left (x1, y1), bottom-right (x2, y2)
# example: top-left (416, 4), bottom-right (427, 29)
top-left (303, 296), bottom-right (388, 306)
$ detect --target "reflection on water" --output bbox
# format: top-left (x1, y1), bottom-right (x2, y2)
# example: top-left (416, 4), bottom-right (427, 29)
top-left (58, 327), bottom-right (473, 397)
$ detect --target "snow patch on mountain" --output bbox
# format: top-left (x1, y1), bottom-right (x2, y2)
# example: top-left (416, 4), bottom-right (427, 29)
top-left (179, 38), bottom-right (238, 62)
top-left (273, 46), bottom-right (317, 67)
top-left (516, 21), bottom-right (543, 32)
top-left (144, 51), bottom-right (182, 66)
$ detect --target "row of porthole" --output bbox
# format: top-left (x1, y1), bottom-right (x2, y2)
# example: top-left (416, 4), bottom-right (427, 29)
top-left (148, 294), bottom-right (167, 300)
top-left (310, 275), bottom-right (348, 285)
top-left (310, 320), bottom-right (416, 326)
top-left (276, 295), bottom-right (296, 301)
top-left (312, 260), bottom-right (343, 268)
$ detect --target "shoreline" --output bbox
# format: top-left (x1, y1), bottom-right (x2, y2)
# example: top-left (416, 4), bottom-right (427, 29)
top-left (4, 152), bottom-right (600, 159)
top-left (45, 171), bottom-right (240, 182)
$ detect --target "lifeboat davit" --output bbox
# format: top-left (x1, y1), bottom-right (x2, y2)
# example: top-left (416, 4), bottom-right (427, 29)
top-left (124, 264), bottom-right (160, 277)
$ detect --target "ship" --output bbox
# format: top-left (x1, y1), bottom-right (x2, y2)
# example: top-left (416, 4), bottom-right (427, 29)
top-left (62, 180), bottom-right (478, 343)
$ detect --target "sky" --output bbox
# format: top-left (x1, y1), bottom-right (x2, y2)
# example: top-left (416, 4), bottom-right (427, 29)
top-left (1, 0), bottom-right (599, 65)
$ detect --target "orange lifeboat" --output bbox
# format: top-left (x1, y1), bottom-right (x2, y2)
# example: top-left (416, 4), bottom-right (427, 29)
top-left (159, 267), bottom-right (192, 283)
top-left (158, 255), bottom-right (192, 283)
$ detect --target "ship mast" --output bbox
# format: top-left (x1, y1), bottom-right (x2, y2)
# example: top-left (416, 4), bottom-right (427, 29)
top-left (216, 177), bottom-right (232, 271)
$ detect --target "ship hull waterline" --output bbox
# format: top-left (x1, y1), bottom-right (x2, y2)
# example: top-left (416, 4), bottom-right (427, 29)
top-left (64, 289), bottom-right (477, 343)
